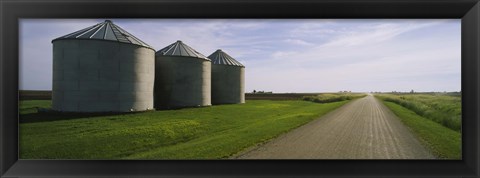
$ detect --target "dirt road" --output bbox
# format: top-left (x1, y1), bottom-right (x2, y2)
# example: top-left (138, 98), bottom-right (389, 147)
top-left (236, 94), bottom-right (435, 159)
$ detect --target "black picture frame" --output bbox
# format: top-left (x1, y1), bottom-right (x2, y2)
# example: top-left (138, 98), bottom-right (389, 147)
top-left (1, 0), bottom-right (479, 177)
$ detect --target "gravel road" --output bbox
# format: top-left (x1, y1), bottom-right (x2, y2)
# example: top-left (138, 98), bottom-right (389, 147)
top-left (236, 94), bottom-right (435, 159)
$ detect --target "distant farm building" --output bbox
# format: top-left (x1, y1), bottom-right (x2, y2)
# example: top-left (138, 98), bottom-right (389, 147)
top-left (208, 49), bottom-right (245, 104)
top-left (154, 40), bottom-right (212, 109)
top-left (51, 20), bottom-right (155, 112)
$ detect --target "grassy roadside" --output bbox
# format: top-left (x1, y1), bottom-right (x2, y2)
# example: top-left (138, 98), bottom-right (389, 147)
top-left (381, 101), bottom-right (461, 159)
top-left (20, 100), bottom-right (349, 159)
top-left (302, 93), bottom-right (366, 103)
top-left (375, 93), bottom-right (461, 132)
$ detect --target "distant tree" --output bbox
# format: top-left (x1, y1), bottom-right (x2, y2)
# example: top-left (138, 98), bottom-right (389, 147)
top-left (410, 89), bottom-right (415, 94)
top-left (253, 90), bottom-right (256, 94)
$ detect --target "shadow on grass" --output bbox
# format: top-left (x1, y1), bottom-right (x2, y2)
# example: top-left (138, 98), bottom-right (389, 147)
top-left (20, 109), bottom-right (143, 124)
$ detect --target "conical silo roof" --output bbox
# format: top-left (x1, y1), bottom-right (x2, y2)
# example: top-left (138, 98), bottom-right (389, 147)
top-left (207, 49), bottom-right (244, 67)
top-left (156, 40), bottom-right (210, 61)
top-left (52, 20), bottom-right (154, 50)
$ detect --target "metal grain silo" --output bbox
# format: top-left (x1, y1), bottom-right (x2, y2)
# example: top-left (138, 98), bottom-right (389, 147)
top-left (51, 20), bottom-right (155, 112)
top-left (208, 49), bottom-right (245, 104)
top-left (154, 40), bottom-right (211, 109)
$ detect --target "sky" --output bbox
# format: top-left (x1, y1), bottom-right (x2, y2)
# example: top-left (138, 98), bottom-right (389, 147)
top-left (19, 19), bottom-right (461, 93)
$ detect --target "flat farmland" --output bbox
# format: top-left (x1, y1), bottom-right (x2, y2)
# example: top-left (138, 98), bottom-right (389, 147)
top-left (19, 99), bottom-right (348, 159)
top-left (245, 93), bottom-right (319, 100)
top-left (238, 95), bottom-right (435, 159)
top-left (237, 93), bottom-right (460, 159)
top-left (18, 92), bottom-right (461, 159)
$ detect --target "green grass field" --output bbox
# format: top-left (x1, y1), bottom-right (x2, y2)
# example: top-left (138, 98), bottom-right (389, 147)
top-left (302, 93), bottom-right (366, 103)
top-left (374, 93), bottom-right (461, 159)
top-left (20, 100), bottom-right (348, 159)
top-left (20, 100), bottom-right (52, 115)
top-left (375, 93), bottom-right (461, 131)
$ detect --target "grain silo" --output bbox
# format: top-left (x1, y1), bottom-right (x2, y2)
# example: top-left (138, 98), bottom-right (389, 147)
top-left (208, 49), bottom-right (245, 104)
top-left (154, 40), bottom-right (211, 109)
top-left (51, 20), bottom-right (155, 112)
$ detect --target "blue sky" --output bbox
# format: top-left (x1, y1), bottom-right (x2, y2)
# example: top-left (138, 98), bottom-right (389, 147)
top-left (19, 19), bottom-right (460, 93)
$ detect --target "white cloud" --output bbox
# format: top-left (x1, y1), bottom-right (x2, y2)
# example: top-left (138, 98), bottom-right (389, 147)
top-left (323, 20), bottom-right (445, 47)
top-left (284, 39), bottom-right (314, 46)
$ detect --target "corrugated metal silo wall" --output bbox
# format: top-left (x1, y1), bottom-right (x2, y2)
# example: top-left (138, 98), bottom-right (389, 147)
top-left (211, 65), bottom-right (245, 104)
top-left (154, 56), bottom-right (211, 109)
top-left (52, 40), bottom-right (155, 112)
